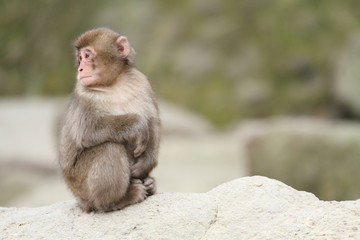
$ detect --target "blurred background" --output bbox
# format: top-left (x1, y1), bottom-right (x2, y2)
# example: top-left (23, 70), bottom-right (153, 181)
top-left (1, 0), bottom-right (360, 207)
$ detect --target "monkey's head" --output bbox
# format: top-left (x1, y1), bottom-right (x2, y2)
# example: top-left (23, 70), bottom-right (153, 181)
top-left (73, 28), bottom-right (136, 88)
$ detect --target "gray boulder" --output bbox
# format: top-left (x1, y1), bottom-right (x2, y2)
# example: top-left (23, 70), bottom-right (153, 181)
top-left (335, 34), bottom-right (360, 116)
top-left (1, 176), bottom-right (359, 240)
top-left (238, 118), bottom-right (360, 201)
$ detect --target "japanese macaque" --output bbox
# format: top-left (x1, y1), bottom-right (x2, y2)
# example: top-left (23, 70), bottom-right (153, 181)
top-left (58, 28), bottom-right (160, 213)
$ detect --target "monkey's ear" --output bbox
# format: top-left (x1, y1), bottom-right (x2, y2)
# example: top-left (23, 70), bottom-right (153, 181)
top-left (116, 36), bottom-right (130, 58)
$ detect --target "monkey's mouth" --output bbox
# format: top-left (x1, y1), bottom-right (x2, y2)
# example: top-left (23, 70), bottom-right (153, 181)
top-left (80, 76), bottom-right (92, 80)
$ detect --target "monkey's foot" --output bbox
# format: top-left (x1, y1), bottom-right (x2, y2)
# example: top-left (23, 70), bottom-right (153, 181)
top-left (77, 199), bottom-right (93, 213)
top-left (131, 178), bottom-right (143, 184)
top-left (115, 180), bottom-right (148, 210)
top-left (144, 177), bottom-right (156, 196)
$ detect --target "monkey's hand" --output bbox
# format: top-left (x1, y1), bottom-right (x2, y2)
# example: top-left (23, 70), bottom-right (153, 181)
top-left (133, 130), bottom-right (149, 158)
top-left (131, 158), bottom-right (148, 179)
top-left (131, 153), bottom-right (157, 179)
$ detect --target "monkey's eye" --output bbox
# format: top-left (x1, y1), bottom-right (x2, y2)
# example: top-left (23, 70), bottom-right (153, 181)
top-left (79, 56), bottom-right (82, 61)
top-left (85, 53), bottom-right (90, 59)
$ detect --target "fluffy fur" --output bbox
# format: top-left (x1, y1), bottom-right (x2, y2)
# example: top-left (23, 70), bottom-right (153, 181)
top-left (59, 28), bottom-right (160, 213)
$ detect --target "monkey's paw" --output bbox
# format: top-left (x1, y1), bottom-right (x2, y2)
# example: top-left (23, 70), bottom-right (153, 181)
top-left (133, 144), bottom-right (146, 158)
top-left (131, 181), bottom-right (148, 203)
top-left (144, 177), bottom-right (156, 196)
top-left (133, 132), bottom-right (149, 158)
top-left (131, 160), bottom-right (147, 179)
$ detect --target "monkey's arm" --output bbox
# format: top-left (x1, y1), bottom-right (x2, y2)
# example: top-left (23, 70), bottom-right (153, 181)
top-left (81, 113), bottom-right (149, 157)
top-left (108, 114), bottom-right (150, 158)
top-left (59, 134), bottom-right (79, 172)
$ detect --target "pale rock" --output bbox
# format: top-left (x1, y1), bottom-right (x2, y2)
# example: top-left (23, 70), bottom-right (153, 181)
top-left (1, 176), bottom-right (359, 240)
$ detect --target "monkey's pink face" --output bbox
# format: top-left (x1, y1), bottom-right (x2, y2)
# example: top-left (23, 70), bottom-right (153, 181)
top-left (77, 47), bottom-right (98, 86)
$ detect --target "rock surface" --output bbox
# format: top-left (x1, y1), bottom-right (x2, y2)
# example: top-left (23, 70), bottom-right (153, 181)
top-left (1, 176), bottom-right (359, 240)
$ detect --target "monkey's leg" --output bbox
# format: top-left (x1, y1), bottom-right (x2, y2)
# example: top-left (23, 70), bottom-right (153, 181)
top-left (131, 124), bottom-right (160, 179)
top-left (86, 143), bottom-right (131, 212)
top-left (114, 179), bottom-right (148, 210)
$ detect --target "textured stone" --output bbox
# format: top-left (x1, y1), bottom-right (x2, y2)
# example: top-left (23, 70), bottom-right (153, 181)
top-left (1, 176), bottom-right (359, 240)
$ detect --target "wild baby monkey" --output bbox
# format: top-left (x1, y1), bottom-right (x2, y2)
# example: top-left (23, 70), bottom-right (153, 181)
top-left (58, 28), bottom-right (161, 213)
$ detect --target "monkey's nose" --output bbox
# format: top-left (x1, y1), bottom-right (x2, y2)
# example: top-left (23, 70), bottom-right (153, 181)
top-left (79, 68), bottom-right (83, 72)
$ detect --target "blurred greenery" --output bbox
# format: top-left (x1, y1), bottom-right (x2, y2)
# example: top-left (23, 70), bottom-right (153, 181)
top-left (1, 0), bottom-right (360, 126)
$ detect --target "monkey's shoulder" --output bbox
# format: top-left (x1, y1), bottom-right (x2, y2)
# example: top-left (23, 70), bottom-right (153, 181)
top-left (108, 92), bottom-right (157, 117)
top-left (107, 73), bottom-right (156, 116)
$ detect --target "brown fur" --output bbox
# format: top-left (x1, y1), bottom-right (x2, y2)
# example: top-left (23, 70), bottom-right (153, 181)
top-left (59, 28), bottom-right (160, 213)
